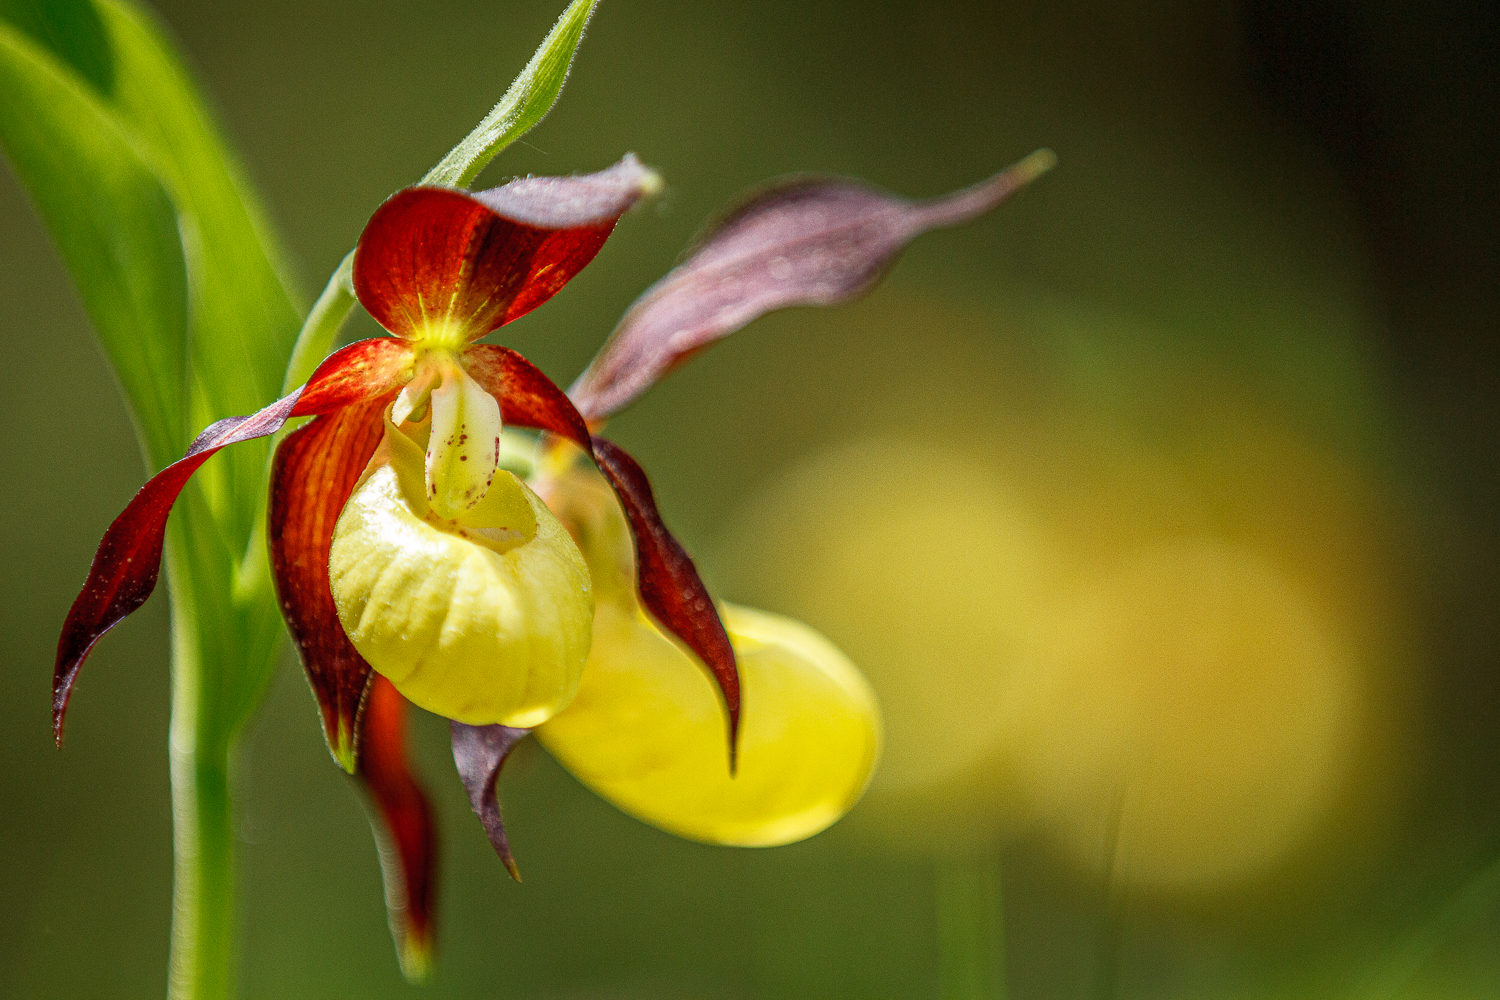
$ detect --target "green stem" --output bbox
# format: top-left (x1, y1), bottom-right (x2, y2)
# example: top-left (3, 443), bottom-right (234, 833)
top-left (168, 725), bottom-right (235, 1000)
top-left (936, 845), bottom-right (1005, 1000)
top-left (165, 539), bottom-right (237, 1000)
top-left (1359, 852), bottom-right (1500, 1000)
top-left (282, 250), bottom-right (356, 396)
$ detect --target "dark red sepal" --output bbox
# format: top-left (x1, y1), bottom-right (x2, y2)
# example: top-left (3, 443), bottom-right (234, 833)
top-left (450, 721), bottom-right (531, 882)
top-left (52, 338), bottom-right (411, 747)
top-left (464, 347), bottom-right (742, 763)
top-left (353, 155), bottom-right (659, 341)
top-left (54, 399), bottom-right (292, 744)
top-left (590, 436), bottom-right (741, 767)
top-left (462, 344), bottom-right (592, 446)
top-left (268, 392), bottom-right (394, 771)
top-left (291, 336), bottom-right (415, 416)
top-left (569, 151), bottom-right (1054, 421)
top-left (355, 675), bottom-right (438, 982)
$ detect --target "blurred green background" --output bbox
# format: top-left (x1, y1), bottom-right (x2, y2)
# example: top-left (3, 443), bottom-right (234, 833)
top-left (3, 0), bottom-right (1498, 996)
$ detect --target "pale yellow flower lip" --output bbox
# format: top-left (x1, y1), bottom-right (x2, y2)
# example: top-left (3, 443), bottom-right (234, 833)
top-left (329, 413), bottom-right (593, 728)
top-left (538, 596), bottom-right (881, 847)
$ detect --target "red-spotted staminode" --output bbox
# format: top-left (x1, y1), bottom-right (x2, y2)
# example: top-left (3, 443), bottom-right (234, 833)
top-left (54, 146), bottom-right (1051, 976)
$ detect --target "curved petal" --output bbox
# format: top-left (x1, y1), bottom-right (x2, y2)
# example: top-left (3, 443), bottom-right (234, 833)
top-left (536, 602), bottom-right (881, 846)
top-left (589, 437), bottom-right (740, 764)
top-left (354, 675), bottom-right (439, 983)
top-left (291, 336), bottom-right (415, 417)
top-left (450, 721), bottom-right (531, 881)
top-left (568, 150), bottom-right (1055, 421)
top-left (53, 337), bottom-right (410, 745)
top-left (462, 343), bottom-right (591, 444)
top-left (352, 155), bottom-right (660, 343)
top-left (268, 392), bottom-right (394, 771)
top-left (464, 344), bottom-right (741, 760)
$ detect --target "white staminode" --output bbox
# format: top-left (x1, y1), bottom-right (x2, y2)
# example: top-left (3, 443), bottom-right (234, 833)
top-left (394, 353), bottom-right (505, 520)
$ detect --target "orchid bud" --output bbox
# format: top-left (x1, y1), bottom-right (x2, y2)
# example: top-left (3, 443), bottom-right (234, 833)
top-left (329, 412), bottom-right (593, 728)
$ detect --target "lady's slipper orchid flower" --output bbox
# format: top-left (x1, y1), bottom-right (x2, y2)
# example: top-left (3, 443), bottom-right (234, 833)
top-left (54, 154), bottom-right (737, 762)
top-left (55, 145), bottom-right (1051, 975)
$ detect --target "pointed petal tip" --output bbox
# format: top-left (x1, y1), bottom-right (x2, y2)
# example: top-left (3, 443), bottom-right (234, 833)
top-left (450, 722), bottom-right (531, 881)
top-left (727, 712), bottom-right (740, 778)
top-left (587, 438), bottom-right (743, 740)
top-left (335, 720), bottom-right (358, 774)
top-left (1011, 147), bottom-right (1058, 185)
top-left (398, 931), bottom-right (435, 984)
top-left (358, 677), bottom-right (439, 985)
top-left (622, 154), bottom-right (665, 200)
top-left (52, 682), bottom-right (69, 748)
top-left (327, 711), bottom-right (359, 774)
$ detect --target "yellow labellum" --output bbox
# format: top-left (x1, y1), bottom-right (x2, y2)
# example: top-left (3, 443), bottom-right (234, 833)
top-left (537, 600), bottom-right (882, 846)
top-left (330, 415), bottom-right (593, 727)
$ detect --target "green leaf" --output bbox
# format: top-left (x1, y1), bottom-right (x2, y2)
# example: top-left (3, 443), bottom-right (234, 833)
top-left (2, 0), bottom-right (303, 743)
top-left (89, 0), bottom-right (302, 732)
top-left (95, 0), bottom-right (301, 551)
top-left (1359, 853), bottom-right (1500, 1000)
top-left (0, 0), bottom-right (114, 95)
top-left (421, 0), bottom-right (600, 188)
top-left (0, 21), bottom-right (188, 471)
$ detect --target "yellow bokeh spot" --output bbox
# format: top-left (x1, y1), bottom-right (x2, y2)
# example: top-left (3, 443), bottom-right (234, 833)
top-left (712, 437), bottom-right (1052, 801)
top-left (1004, 540), bottom-right (1359, 892)
top-left (708, 402), bottom-right (1404, 888)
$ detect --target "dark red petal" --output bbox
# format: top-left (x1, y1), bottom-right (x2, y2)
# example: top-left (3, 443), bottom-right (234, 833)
top-left (352, 154), bottom-right (659, 341)
top-left (589, 436), bottom-right (741, 766)
top-left (52, 338), bottom-right (411, 747)
top-left (450, 721), bottom-right (531, 882)
top-left (569, 151), bottom-right (1055, 421)
top-left (462, 344), bottom-right (591, 448)
top-left (291, 336), bottom-right (414, 416)
top-left (464, 346), bottom-right (741, 761)
top-left (53, 398), bottom-right (293, 745)
top-left (268, 392), bottom-right (394, 771)
top-left (355, 675), bottom-right (438, 982)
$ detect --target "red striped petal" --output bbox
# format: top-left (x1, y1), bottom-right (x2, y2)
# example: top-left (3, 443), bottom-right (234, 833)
top-left (292, 336), bottom-right (414, 416)
top-left (355, 675), bottom-right (439, 982)
top-left (268, 392), bottom-right (394, 771)
top-left (352, 155), bottom-right (659, 342)
top-left (464, 345), bottom-right (740, 762)
top-left (53, 338), bottom-right (410, 746)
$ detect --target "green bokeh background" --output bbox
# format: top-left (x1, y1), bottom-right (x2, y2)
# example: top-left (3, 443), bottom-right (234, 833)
top-left (3, 0), bottom-right (1497, 996)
